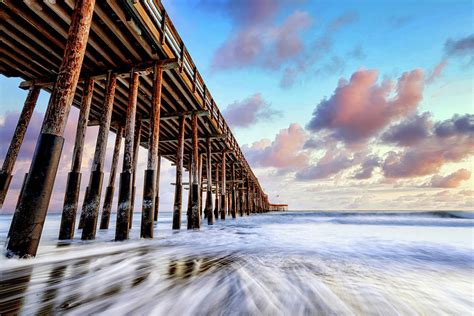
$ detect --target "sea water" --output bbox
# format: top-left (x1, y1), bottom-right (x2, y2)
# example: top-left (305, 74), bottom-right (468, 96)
top-left (1, 211), bottom-right (473, 315)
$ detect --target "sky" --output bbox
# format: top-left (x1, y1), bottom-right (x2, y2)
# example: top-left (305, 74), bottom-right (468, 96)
top-left (0, 0), bottom-right (473, 212)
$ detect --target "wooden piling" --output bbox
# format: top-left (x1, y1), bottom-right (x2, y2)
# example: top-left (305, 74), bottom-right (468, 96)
top-left (0, 86), bottom-right (40, 209)
top-left (141, 65), bottom-right (162, 239)
top-left (115, 71), bottom-right (139, 241)
top-left (81, 73), bottom-right (116, 240)
top-left (220, 151), bottom-right (227, 220)
top-left (172, 115), bottom-right (185, 230)
top-left (59, 78), bottom-right (94, 240)
top-left (6, 0), bottom-right (95, 257)
top-left (213, 164), bottom-right (220, 220)
top-left (129, 119), bottom-right (142, 229)
top-left (99, 125), bottom-right (123, 230)
top-left (188, 113), bottom-right (200, 229)
top-left (205, 138), bottom-right (214, 225)
top-left (231, 163), bottom-right (236, 219)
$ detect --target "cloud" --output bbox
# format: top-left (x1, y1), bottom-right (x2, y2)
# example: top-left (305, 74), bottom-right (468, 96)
top-left (242, 123), bottom-right (308, 170)
top-left (429, 169), bottom-right (471, 188)
top-left (434, 114), bottom-right (474, 137)
top-left (381, 112), bottom-right (432, 146)
top-left (223, 93), bottom-right (281, 128)
top-left (353, 155), bottom-right (380, 179)
top-left (347, 44), bottom-right (366, 60)
top-left (426, 60), bottom-right (448, 84)
top-left (382, 134), bottom-right (473, 179)
top-left (296, 148), bottom-right (362, 180)
top-left (444, 34), bottom-right (474, 59)
top-left (306, 68), bottom-right (424, 144)
top-left (210, 0), bottom-right (312, 71)
top-left (279, 12), bottom-right (358, 88)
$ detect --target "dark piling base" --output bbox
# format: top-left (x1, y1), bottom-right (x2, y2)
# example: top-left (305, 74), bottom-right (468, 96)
top-left (6, 133), bottom-right (64, 258)
top-left (129, 186), bottom-right (136, 229)
top-left (141, 169), bottom-right (155, 238)
top-left (188, 183), bottom-right (200, 229)
top-left (220, 195), bottom-right (226, 220)
top-left (81, 170), bottom-right (103, 240)
top-left (99, 186), bottom-right (114, 229)
top-left (78, 186), bottom-right (89, 229)
top-left (0, 172), bottom-right (13, 209)
top-left (115, 171), bottom-right (132, 241)
top-left (58, 171), bottom-right (82, 240)
top-left (206, 192), bottom-right (214, 225)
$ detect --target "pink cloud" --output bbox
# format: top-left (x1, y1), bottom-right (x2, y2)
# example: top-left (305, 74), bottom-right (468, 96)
top-left (211, 1), bottom-right (312, 71)
top-left (296, 149), bottom-right (357, 180)
top-left (382, 137), bottom-right (473, 178)
top-left (426, 60), bottom-right (448, 84)
top-left (429, 169), bottom-right (471, 188)
top-left (307, 68), bottom-right (424, 144)
top-left (223, 93), bottom-right (281, 128)
top-left (243, 123), bottom-right (308, 171)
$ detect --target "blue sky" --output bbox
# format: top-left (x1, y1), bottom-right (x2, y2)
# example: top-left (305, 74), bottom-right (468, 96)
top-left (1, 0), bottom-right (473, 211)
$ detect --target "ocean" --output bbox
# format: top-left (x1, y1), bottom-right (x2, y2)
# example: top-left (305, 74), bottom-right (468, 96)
top-left (1, 210), bottom-right (473, 315)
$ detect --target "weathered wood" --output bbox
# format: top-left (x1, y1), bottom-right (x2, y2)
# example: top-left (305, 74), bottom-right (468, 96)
top-left (129, 117), bottom-right (142, 229)
top-left (115, 71), bottom-right (139, 241)
top-left (231, 163), bottom-right (236, 219)
top-left (99, 126), bottom-right (123, 230)
top-left (188, 113), bottom-right (200, 229)
top-left (172, 115), bottom-right (185, 230)
top-left (81, 72), bottom-right (117, 240)
top-left (220, 151), bottom-right (227, 220)
top-left (0, 86), bottom-right (40, 208)
top-left (19, 58), bottom-right (181, 89)
top-left (141, 65), bottom-right (162, 238)
top-left (205, 139), bottom-right (214, 225)
top-left (59, 78), bottom-right (94, 240)
top-left (6, 0), bottom-right (95, 258)
top-left (213, 164), bottom-right (220, 220)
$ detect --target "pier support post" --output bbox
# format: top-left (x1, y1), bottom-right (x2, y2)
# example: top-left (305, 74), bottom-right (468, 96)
top-left (239, 171), bottom-right (244, 217)
top-left (205, 138), bottom-right (214, 225)
top-left (154, 156), bottom-right (161, 221)
top-left (6, 0), bottom-right (95, 258)
top-left (81, 73), bottom-right (116, 240)
top-left (188, 113), bottom-right (200, 229)
top-left (0, 86), bottom-right (40, 209)
top-left (115, 71), bottom-right (139, 241)
top-left (99, 125), bottom-right (123, 229)
top-left (59, 78), bottom-right (94, 240)
top-left (213, 164), bottom-right (219, 220)
top-left (246, 177), bottom-right (250, 216)
top-left (141, 65), bottom-right (162, 239)
top-left (129, 119), bottom-right (142, 229)
top-left (231, 163), bottom-right (236, 219)
top-left (199, 153), bottom-right (203, 219)
top-left (220, 151), bottom-right (227, 220)
top-left (172, 115), bottom-right (185, 229)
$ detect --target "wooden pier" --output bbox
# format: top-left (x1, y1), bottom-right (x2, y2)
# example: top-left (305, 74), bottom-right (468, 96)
top-left (0, 0), bottom-right (284, 258)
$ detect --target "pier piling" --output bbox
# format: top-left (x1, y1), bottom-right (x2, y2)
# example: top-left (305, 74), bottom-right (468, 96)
top-left (6, 0), bottom-right (96, 257)
top-left (115, 71), bottom-right (139, 241)
top-left (59, 78), bottom-right (94, 240)
top-left (141, 65), bottom-right (162, 239)
top-left (81, 72), bottom-right (116, 241)
top-left (172, 115), bottom-right (185, 230)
